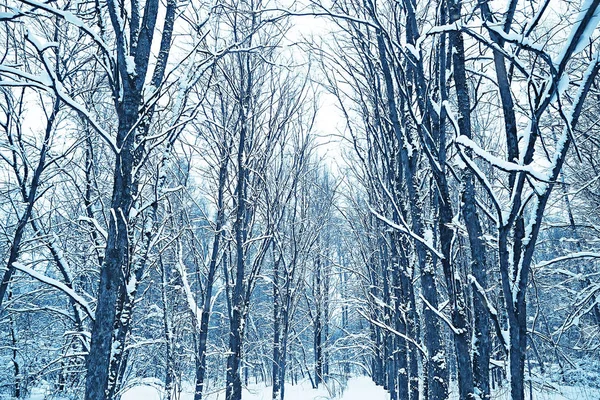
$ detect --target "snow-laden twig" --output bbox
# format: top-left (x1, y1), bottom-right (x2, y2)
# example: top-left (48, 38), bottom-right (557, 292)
top-left (78, 216), bottom-right (108, 240)
top-left (0, 64), bottom-right (52, 86)
top-left (22, 31), bottom-right (118, 153)
top-left (0, 8), bottom-right (24, 21)
top-left (19, 0), bottom-right (115, 62)
top-left (419, 294), bottom-right (464, 335)
top-left (455, 135), bottom-right (549, 182)
top-left (13, 262), bottom-right (94, 321)
top-left (535, 252), bottom-right (600, 269)
top-left (256, 7), bottom-right (379, 30)
top-left (455, 144), bottom-right (504, 226)
top-left (369, 207), bottom-right (444, 259)
top-left (174, 242), bottom-right (202, 330)
top-left (357, 309), bottom-right (426, 355)
top-left (468, 274), bottom-right (509, 354)
top-left (555, 0), bottom-right (600, 64)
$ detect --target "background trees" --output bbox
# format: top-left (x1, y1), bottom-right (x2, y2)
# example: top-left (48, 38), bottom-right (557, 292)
top-left (320, 0), bottom-right (600, 399)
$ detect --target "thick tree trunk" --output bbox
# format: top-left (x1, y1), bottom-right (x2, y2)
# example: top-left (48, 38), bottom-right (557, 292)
top-left (83, 0), bottom-right (178, 395)
top-left (226, 309), bottom-right (244, 400)
top-left (194, 308), bottom-right (212, 400)
top-left (85, 138), bottom-right (135, 400)
top-left (509, 311), bottom-right (527, 400)
top-left (445, 1), bottom-right (493, 398)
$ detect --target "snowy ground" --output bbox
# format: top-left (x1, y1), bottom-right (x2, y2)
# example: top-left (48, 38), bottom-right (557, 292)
top-left (117, 376), bottom-right (600, 400)
top-left (489, 384), bottom-right (600, 400)
top-left (120, 376), bottom-right (388, 400)
top-left (24, 376), bottom-right (600, 399)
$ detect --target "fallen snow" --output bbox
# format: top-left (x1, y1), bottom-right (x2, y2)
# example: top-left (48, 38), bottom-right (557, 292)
top-left (491, 384), bottom-right (600, 400)
top-left (121, 384), bottom-right (164, 400)
top-left (24, 375), bottom-right (600, 399)
top-left (120, 376), bottom-right (389, 400)
top-left (118, 376), bottom-right (600, 400)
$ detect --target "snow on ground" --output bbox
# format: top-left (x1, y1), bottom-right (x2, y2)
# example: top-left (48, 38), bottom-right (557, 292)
top-left (120, 384), bottom-right (164, 400)
top-left (119, 376), bottom-right (600, 400)
top-left (24, 376), bottom-right (600, 399)
top-left (490, 384), bottom-right (600, 400)
top-left (121, 376), bottom-right (389, 400)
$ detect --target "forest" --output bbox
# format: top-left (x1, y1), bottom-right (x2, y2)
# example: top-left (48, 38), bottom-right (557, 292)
top-left (1, 0), bottom-right (600, 399)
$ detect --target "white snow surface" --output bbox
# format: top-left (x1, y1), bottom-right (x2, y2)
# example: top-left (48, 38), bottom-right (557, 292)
top-left (116, 377), bottom-right (600, 400)
top-left (119, 376), bottom-right (388, 400)
top-left (25, 376), bottom-right (600, 399)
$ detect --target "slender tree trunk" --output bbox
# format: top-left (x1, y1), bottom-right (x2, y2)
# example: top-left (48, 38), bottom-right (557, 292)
top-left (226, 73), bottom-right (250, 400)
top-left (194, 147), bottom-right (228, 400)
top-left (272, 249), bottom-right (283, 400)
top-left (279, 295), bottom-right (291, 400)
top-left (391, 240), bottom-right (408, 400)
top-left (473, 2), bottom-right (518, 395)
top-left (313, 256), bottom-right (323, 388)
top-left (323, 255), bottom-right (330, 381)
top-left (8, 291), bottom-right (21, 398)
top-left (161, 259), bottom-right (175, 400)
top-left (0, 100), bottom-right (57, 312)
top-left (395, 242), bottom-right (419, 400)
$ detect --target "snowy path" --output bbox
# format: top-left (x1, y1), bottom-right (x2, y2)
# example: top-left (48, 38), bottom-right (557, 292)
top-left (121, 376), bottom-right (389, 400)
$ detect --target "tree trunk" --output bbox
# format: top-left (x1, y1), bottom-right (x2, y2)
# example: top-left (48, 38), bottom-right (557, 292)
top-left (84, 0), bottom-right (177, 396)
top-left (161, 259), bottom-right (175, 400)
top-left (0, 100), bottom-right (57, 312)
top-left (226, 68), bottom-right (250, 400)
top-left (194, 149), bottom-right (228, 400)
top-left (314, 256), bottom-right (323, 387)
top-left (272, 250), bottom-right (283, 400)
top-left (391, 247), bottom-right (407, 400)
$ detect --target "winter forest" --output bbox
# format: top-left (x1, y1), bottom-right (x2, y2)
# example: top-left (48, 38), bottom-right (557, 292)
top-left (2, 0), bottom-right (600, 399)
